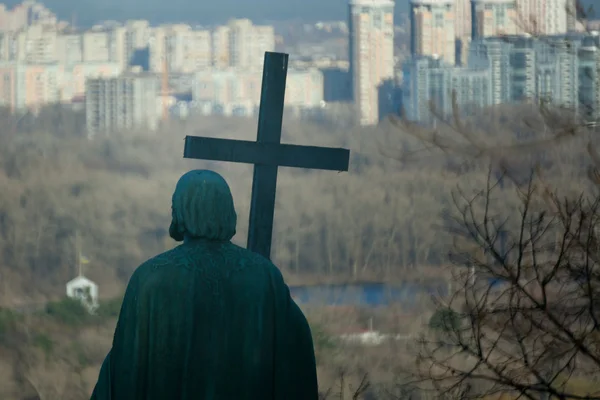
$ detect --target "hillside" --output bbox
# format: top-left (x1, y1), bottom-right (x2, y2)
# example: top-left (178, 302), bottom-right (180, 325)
top-left (0, 107), bottom-right (467, 308)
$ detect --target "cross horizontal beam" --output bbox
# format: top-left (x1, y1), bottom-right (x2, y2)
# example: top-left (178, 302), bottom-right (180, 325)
top-left (184, 136), bottom-right (350, 172)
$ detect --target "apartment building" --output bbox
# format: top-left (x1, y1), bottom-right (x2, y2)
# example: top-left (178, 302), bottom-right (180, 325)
top-left (0, 1), bottom-right (57, 32)
top-left (402, 33), bottom-right (600, 124)
top-left (85, 71), bottom-right (160, 135)
top-left (0, 60), bottom-right (122, 111)
top-left (516, 0), bottom-right (577, 35)
top-left (402, 55), bottom-right (491, 121)
top-left (349, 0), bottom-right (395, 125)
top-left (192, 67), bottom-right (324, 116)
top-left (16, 23), bottom-right (59, 63)
top-left (410, 0), bottom-right (456, 65)
top-left (56, 33), bottom-right (83, 66)
top-left (211, 19), bottom-right (275, 70)
top-left (149, 24), bottom-right (212, 73)
top-left (0, 62), bottom-right (62, 110)
top-left (471, 0), bottom-right (519, 38)
top-left (284, 68), bottom-right (325, 108)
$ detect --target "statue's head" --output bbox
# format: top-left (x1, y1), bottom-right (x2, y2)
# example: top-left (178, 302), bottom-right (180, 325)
top-left (169, 170), bottom-right (237, 242)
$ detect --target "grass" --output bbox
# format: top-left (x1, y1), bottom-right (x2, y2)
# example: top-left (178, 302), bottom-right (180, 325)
top-left (0, 307), bottom-right (19, 343)
top-left (44, 295), bottom-right (123, 326)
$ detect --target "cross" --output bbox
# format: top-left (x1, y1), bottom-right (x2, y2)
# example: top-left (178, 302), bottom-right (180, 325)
top-left (183, 52), bottom-right (350, 260)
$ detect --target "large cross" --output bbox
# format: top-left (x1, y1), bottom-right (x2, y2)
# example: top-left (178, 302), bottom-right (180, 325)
top-left (183, 52), bottom-right (350, 260)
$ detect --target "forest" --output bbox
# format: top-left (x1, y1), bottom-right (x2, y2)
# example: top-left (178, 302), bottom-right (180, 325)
top-left (0, 104), bottom-right (464, 305)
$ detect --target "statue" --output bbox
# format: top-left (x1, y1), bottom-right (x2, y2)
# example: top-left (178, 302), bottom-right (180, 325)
top-left (91, 170), bottom-right (318, 400)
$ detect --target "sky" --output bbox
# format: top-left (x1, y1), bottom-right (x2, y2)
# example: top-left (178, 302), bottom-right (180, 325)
top-left (8, 0), bottom-right (411, 26)
top-left (3, 0), bottom-right (597, 27)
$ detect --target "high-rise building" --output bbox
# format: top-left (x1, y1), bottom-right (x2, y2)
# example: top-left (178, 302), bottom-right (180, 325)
top-left (454, 0), bottom-right (472, 65)
top-left (401, 34), bottom-right (600, 124)
top-left (62, 62), bottom-right (122, 102)
top-left (410, 0), bottom-right (456, 65)
top-left (402, 55), bottom-right (491, 122)
top-left (0, 62), bottom-right (64, 111)
top-left (15, 23), bottom-right (59, 63)
top-left (85, 71), bottom-right (160, 135)
top-left (210, 19), bottom-right (275, 70)
top-left (468, 38), bottom-right (516, 104)
top-left (349, 0), bottom-right (395, 126)
top-left (454, 0), bottom-right (472, 38)
top-left (123, 20), bottom-right (151, 66)
top-left (516, 0), bottom-right (575, 35)
top-left (149, 24), bottom-right (212, 74)
top-left (0, 1), bottom-right (57, 32)
top-left (56, 33), bottom-right (83, 66)
top-left (192, 67), bottom-right (324, 116)
top-left (0, 31), bottom-right (18, 61)
top-left (471, 0), bottom-right (518, 39)
top-left (285, 68), bottom-right (325, 109)
top-left (82, 29), bottom-right (112, 63)
top-left (0, 60), bottom-right (122, 111)
top-left (467, 33), bottom-right (598, 114)
top-left (212, 26), bottom-right (230, 68)
top-left (193, 68), bottom-right (261, 116)
top-left (149, 24), bottom-right (212, 73)
top-left (578, 34), bottom-right (600, 121)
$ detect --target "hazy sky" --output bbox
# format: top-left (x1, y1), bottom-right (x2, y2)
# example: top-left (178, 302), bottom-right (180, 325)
top-left (9, 0), bottom-right (410, 26)
top-left (4, 0), bottom-right (597, 27)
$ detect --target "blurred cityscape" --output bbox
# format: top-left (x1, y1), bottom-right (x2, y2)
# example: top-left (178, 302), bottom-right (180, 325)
top-left (0, 0), bottom-right (597, 134)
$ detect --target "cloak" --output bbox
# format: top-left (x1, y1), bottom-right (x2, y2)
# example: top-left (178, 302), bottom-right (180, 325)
top-left (91, 170), bottom-right (318, 400)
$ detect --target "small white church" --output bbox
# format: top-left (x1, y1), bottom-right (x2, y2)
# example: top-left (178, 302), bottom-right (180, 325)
top-left (66, 275), bottom-right (99, 314)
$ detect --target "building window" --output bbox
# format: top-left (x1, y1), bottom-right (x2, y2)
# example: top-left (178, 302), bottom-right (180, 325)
top-left (434, 13), bottom-right (444, 27)
top-left (497, 7), bottom-right (506, 25)
top-left (373, 13), bottom-right (382, 29)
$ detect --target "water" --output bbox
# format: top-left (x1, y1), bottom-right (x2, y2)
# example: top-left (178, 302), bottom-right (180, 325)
top-left (289, 281), bottom-right (449, 308)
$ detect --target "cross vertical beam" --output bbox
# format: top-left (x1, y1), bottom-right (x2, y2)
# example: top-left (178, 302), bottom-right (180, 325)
top-left (247, 52), bottom-right (288, 259)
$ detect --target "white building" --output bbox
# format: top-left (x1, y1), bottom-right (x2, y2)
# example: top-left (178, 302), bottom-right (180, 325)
top-left (66, 275), bottom-right (99, 313)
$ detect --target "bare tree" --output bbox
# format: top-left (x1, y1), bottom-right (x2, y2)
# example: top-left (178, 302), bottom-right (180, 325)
top-left (320, 371), bottom-right (371, 400)
top-left (413, 164), bottom-right (600, 399)
top-left (388, 3), bottom-right (600, 393)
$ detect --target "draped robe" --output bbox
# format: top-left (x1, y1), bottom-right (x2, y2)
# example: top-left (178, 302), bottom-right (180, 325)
top-left (91, 170), bottom-right (318, 400)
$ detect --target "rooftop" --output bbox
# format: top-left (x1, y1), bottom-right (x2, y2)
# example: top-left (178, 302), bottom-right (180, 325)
top-left (349, 0), bottom-right (395, 6)
top-left (409, 0), bottom-right (453, 4)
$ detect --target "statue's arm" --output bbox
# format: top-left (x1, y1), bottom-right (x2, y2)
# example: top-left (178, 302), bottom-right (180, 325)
top-left (90, 351), bottom-right (113, 400)
top-left (287, 299), bottom-right (319, 397)
top-left (271, 268), bottom-right (319, 400)
top-left (90, 268), bottom-right (144, 400)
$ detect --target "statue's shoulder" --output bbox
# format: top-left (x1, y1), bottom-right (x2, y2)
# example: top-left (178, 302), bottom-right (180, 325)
top-left (230, 243), bottom-right (281, 271)
top-left (132, 246), bottom-right (187, 276)
top-left (131, 243), bottom-right (283, 282)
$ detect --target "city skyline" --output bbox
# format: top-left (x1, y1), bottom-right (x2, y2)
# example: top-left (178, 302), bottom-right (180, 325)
top-left (0, 0), bottom-right (597, 130)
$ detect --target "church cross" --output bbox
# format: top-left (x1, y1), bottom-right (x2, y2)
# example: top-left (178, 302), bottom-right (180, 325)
top-left (183, 52), bottom-right (350, 260)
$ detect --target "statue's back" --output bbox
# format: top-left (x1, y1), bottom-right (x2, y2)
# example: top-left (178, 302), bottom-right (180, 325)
top-left (91, 239), bottom-right (318, 400)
